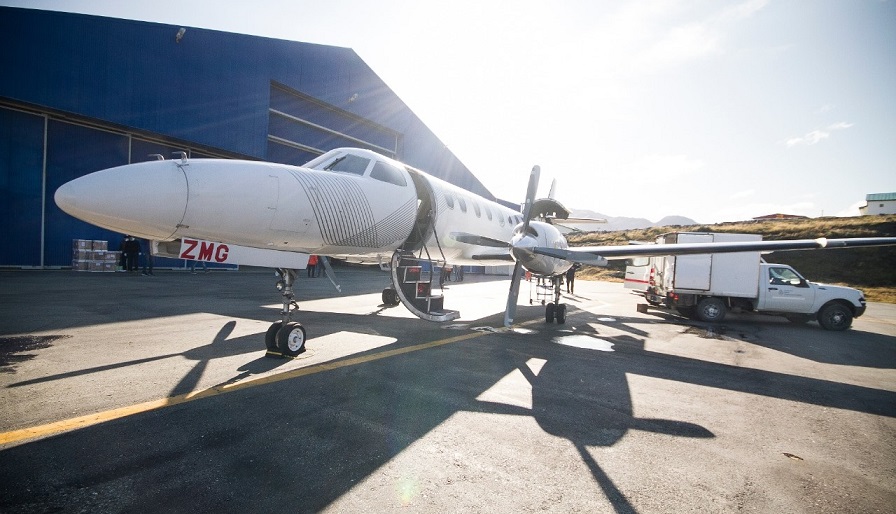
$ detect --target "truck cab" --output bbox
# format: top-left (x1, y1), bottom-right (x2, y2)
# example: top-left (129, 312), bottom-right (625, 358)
top-left (755, 263), bottom-right (866, 329)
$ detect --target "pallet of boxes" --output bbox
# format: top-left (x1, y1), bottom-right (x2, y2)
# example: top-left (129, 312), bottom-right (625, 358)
top-left (72, 239), bottom-right (121, 272)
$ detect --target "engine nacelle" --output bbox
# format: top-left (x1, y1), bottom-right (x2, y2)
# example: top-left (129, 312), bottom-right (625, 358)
top-left (510, 220), bottom-right (572, 276)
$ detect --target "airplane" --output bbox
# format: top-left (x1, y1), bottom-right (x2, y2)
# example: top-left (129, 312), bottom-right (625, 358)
top-left (54, 147), bottom-right (896, 358)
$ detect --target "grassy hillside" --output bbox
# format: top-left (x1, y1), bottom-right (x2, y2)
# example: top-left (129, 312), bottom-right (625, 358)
top-left (568, 214), bottom-right (896, 303)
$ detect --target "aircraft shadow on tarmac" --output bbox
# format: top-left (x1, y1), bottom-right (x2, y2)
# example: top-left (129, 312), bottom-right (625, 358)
top-left (636, 306), bottom-right (896, 369)
top-left (2, 296), bottom-right (895, 513)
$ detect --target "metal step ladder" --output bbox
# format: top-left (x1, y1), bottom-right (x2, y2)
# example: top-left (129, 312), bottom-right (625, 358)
top-left (389, 250), bottom-right (459, 322)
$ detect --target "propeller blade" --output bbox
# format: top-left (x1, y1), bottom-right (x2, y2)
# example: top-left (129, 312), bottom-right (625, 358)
top-left (504, 164), bottom-right (540, 328)
top-left (504, 261), bottom-right (524, 327)
top-left (521, 165), bottom-right (540, 225)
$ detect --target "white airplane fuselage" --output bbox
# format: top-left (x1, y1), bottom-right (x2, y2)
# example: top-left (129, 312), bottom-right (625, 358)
top-left (54, 148), bottom-right (571, 275)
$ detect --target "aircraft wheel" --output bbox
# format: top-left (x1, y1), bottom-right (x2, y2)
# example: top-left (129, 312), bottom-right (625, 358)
top-left (277, 322), bottom-right (307, 357)
top-left (265, 321), bottom-right (283, 355)
top-left (556, 303), bottom-right (567, 324)
top-left (817, 303), bottom-right (852, 331)
top-left (545, 302), bottom-right (556, 323)
top-left (382, 288), bottom-right (399, 306)
top-left (695, 297), bottom-right (726, 323)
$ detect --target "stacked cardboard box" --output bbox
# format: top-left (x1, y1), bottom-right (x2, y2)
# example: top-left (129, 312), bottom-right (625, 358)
top-left (72, 239), bottom-right (120, 272)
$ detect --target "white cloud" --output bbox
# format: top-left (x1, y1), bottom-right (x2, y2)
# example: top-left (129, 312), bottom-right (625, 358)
top-left (785, 122), bottom-right (854, 147)
top-left (730, 189), bottom-right (755, 200)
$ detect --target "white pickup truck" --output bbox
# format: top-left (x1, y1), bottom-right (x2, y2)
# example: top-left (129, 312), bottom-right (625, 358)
top-left (625, 232), bottom-right (867, 330)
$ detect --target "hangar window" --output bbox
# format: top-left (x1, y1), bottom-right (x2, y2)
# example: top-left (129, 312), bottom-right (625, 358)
top-left (322, 154), bottom-right (370, 176)
top-left (472, 201), bottom-right (481, 218)
top-left (445, 194), bottom-right (455, 209)
top-left (458, 197), bottom-right (467, 213)
top-left (370, 161), bottom-right (407, 187)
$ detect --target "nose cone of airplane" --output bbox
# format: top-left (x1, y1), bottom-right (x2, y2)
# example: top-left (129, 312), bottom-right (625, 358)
top-left (54, 161), bottom-right (188, 240)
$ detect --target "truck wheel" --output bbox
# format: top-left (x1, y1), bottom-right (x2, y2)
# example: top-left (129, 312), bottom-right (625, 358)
top-left (676, 306), bottom-right (698, 319)
top-left (818, 303), bottom-right (853, 331)
top-left (785, 314), bottom-right (811, 324)
top-left (696, 298), bottom-right (726, 323)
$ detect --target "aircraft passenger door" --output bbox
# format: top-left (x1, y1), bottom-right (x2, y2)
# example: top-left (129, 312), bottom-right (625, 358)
top-left (761, 266), bottom-right (815, 313)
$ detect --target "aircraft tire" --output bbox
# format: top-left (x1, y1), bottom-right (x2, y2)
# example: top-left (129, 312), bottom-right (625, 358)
top-left (695, 297), bottom-right (726, 323)
top-left (817, 303), bottom-right (853, 331)
top-left (265, 321), bottom-right (283, 355)
top-left (556, 303), bottom-right (567, 324)
top-left (277, 322), bottom-right (307, 357)
top-left (545, 302), bottom-right (556, 323)
top-left (382, 288), bottom-right (399, 306)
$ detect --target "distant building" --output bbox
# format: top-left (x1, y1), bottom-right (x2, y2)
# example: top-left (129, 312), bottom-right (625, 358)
top-left (859, 193), bottom-right (896, 215)
top-left (752, 214), bottom-right (809, 221)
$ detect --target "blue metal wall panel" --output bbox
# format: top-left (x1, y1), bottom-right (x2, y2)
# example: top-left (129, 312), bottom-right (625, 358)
top-left (266, 141), bottom-right (318, 167)
top-left (0, 7), bottom-right (498, 267)
top-left (0, 8), bottom-right (491, 197)
top-left (0, 108), bottom-right (45, 265)
top-left (44, 120), bottom-right (129, 267)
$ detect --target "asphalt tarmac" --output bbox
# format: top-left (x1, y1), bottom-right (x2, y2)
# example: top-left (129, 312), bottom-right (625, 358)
top-left (0, 266), bottom-right (894, 513)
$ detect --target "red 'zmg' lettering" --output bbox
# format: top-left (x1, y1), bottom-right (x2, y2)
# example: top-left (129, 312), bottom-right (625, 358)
top-left (198, 241), bottom-right (214, 261)
top-left (215, 245), bottom-right (229, 262)
top-left (179, 239), bottom-right (199, 259)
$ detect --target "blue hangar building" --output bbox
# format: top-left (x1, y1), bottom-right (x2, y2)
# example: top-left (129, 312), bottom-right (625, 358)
top-left (0, 7), bottom-right (493, 268)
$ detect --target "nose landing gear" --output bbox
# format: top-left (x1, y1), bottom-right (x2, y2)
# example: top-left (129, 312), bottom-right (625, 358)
top-left (265, 269), bottom-right (307, 358)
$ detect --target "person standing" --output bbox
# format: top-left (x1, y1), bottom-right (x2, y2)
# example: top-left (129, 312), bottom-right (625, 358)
top-left (141, 238), bottom-right (155, 276)
top-left (123, 235), bottom-right (140, 272)
top-left (566, 263), bottom-right (580, 294)
top-left (307, 254), bottom-right (318, 277)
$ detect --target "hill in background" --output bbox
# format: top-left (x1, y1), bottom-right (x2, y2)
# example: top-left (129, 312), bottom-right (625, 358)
top-left (568, 214), bottom-right (896, 303)
top-left (569, 209), bottom-right (697, 231)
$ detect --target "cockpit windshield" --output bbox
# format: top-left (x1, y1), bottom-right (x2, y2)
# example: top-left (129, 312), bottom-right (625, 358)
top-left (304, 150), bottom-right (407, 187)
top-left (325, 154), bottom-right (371, 175)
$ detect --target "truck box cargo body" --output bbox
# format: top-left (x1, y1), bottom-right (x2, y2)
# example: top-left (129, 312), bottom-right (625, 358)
top-left (625, 232), bottom-right (867, 331)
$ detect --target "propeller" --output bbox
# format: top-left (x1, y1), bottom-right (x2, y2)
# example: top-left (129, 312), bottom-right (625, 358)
top-left (504, 165), bottom-right (540, 328)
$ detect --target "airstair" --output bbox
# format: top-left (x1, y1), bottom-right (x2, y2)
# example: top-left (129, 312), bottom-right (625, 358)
top-left (389, 250), bottom-right (459, 322)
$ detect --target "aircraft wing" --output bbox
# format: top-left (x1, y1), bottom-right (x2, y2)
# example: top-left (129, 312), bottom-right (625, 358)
top-left (533, 237), bottom-right (896, 264)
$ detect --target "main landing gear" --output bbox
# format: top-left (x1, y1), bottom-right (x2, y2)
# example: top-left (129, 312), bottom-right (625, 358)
top-left (266, 269), bottom-right (307, 358)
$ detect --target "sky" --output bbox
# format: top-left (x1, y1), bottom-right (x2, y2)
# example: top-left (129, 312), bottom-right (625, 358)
top-left (3, 0), bottom-right (894, 223)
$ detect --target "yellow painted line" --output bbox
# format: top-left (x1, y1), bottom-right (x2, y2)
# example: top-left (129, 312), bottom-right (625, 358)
top-left (0, 329), bottom-right (495, 447)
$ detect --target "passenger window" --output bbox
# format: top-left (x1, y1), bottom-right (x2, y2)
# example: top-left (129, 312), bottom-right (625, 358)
top-left (498, 214), bottom-right (505, 227)
top-left (484, 205), bottom-right (493, 221)
top-left (458, 197), bottom-right (467, 213)
top-left (473, 201), bottom-right (481, 218)
top-left (370, 161), bottom-right (407, 187)
top-left (445, 193), bottom-right (455, 209)
top-left (323, 154), bottom-right (370, 176)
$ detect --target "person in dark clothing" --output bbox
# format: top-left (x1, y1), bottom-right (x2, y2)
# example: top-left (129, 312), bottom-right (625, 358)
top-left (141, 238), bottom-right (154, 276)
top-left (121, 236), bottom-right (141, 272)
top-left (566, 263), bottom-right (580, 294)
